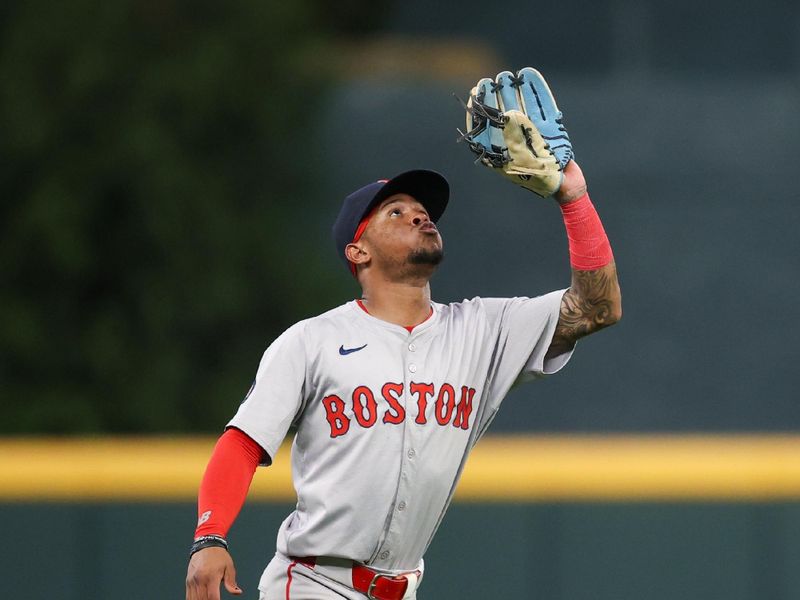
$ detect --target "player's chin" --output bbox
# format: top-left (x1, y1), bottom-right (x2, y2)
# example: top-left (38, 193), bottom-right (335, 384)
top-left (408, 246), bottom-right (444, 266)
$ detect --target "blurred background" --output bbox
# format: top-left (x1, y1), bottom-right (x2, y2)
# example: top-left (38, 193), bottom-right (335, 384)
top-left (2, 0), bottom-right (800, 598)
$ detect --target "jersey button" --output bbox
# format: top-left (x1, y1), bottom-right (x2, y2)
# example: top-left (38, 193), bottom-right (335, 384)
top-left (398, 501), bottom-right (406, 511)
top-left (407, 449), bottom-right (416, 459)
top-left (379, 550), bottom-right (390, 560)
top-left (408, 364), bottom-right (417, 373)
top-left (408, 343), bottom-right (416, 352)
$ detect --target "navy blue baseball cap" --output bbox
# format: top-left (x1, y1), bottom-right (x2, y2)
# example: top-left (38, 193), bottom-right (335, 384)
top-left (332, 169), bottom-right (449, 272)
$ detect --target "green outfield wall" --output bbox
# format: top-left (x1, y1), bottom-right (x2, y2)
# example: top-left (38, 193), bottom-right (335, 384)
top-left (6, 500), bottom-right (800, 600)
top-left (4, 436), bottom-right (800, 599)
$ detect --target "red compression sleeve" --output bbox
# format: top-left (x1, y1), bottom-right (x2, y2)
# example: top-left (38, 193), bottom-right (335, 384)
top-left (194, 428), bottom-right (263, 539)
top-left (559, 193), bottom-right (614, 270)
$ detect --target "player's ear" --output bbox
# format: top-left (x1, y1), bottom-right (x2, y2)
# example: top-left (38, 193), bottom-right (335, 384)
top-left (345, 242), bottom-right (370, 267)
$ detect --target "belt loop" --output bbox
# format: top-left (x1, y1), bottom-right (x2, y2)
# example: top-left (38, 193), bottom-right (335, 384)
top-left (403, 571), bottom-right (420, 600)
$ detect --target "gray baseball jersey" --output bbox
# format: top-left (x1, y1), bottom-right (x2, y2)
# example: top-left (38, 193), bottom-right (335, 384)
top-left (228, 290), bottom-right (573, 573)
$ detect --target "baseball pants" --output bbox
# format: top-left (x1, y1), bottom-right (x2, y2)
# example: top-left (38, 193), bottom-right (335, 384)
top-left (258, 553), bottom-right (419, 600)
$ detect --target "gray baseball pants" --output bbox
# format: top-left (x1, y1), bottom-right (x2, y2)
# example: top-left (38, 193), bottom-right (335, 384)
top-left (258, 553), bottom-right (420, 600)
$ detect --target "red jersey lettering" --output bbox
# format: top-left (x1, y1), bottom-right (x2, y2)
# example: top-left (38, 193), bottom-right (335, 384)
top-left (322, 394), bottom-right (350, 437)
top-left (453, 386), bottom-right (476, 430)
top-left (410, 382), bottom-right (435, 425)
top-left (381, 382), bottom-right (405, 425)
top-left (352, 385), bottom-right (377, 428)
top-left (435, 383), bottom-right (456, 426)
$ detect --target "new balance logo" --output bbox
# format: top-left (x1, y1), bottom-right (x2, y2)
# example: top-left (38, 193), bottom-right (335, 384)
top-left (339, 344), bottom-right (367, 355)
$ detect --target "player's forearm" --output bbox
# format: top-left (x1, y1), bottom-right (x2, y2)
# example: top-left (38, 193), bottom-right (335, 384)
top-left (193, 428), bottom-right (263, 539)
top-left (547, 187), bottom-right (622, 354)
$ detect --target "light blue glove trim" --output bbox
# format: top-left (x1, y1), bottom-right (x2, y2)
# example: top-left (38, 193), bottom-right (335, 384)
top-left (516, 67), bottom-right (573, 168)
top-left (476, 78), bottom-right (506, 155)
top-left (495, 71), bottom-right (521, 112)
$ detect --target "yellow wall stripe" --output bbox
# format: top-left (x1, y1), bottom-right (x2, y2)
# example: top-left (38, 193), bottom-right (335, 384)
top-left (2, 435), bottom-right (800, 502)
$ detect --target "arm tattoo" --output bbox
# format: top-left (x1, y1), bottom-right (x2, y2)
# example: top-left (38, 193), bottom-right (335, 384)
top-left (548, 262), bottom-right (621, 356)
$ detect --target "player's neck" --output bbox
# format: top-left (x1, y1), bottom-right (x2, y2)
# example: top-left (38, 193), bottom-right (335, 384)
top-left (359, 281), bottom-right (432, 329)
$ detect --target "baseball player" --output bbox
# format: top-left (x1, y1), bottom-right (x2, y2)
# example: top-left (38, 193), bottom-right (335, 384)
top-left (185, 68), bottom-right (621, 600)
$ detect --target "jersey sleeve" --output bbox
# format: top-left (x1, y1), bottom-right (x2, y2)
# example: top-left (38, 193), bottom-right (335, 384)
top-left (480, 289), bottom-right (574, 412)
top-left (226, 321), bottom-right (308, 464)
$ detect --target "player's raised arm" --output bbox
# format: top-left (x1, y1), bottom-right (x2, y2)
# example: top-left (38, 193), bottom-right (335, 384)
top-left (460, 67), bottom-right (622, 355)
top-left (547, 159), bottom-right (621, 357)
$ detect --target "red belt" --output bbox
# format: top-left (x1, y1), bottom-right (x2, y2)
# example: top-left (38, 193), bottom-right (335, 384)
top-left (291, 557), bottom-right (417, 600)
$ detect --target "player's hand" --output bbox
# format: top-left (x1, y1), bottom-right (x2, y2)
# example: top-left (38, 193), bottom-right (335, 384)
top-left (186, 547), bottom-right (242, 600)
top-left (555, 160), bottom-right (587, 205)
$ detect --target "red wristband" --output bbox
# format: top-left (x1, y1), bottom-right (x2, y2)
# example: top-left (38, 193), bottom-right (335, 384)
top-left (559, 193), bottom-right (613, 270)
top-left (194, 428), bottom-right (263, 538)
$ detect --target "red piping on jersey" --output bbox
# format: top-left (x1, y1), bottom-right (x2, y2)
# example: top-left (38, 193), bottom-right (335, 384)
top-left (285, 559), bottom-right (298, 600)
top-left (356, 299), bottom-right (433, 332)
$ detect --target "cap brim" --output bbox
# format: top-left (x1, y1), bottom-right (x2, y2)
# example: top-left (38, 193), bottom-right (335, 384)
top-left (368, 169), bottom-right (449, 222)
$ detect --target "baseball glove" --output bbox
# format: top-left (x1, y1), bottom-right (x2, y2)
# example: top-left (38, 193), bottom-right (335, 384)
top-left (460, 67), bottom-right (573, 197)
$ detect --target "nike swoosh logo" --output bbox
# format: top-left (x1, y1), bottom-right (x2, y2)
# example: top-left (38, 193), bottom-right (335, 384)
top-left (339, 344), bottom-right (367, 355)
